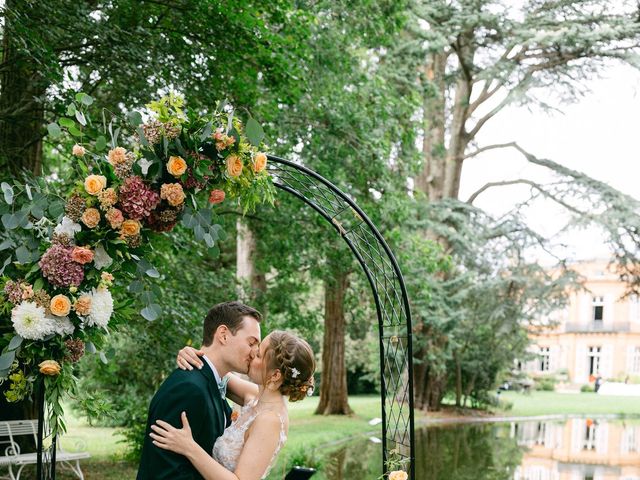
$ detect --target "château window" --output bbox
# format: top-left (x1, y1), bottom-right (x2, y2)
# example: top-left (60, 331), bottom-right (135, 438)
top-left (539, 347), bottom-right (550, 372)
top-left (588, 346), bottom-right (601, 376)
top-left (633, 347), bottom-right (640, 374)
top-left (592, 296), bottom-right (604, 326)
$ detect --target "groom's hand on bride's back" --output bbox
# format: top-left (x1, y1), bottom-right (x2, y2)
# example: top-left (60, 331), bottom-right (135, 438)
top-left (177, 346), bottom-right (204, 370)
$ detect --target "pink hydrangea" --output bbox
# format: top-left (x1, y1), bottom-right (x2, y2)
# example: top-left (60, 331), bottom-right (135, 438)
top-left (3, 280), bottom-right (22, 304)
top-left (39, 244), bottom-right (85, 287)
top-left (117, 176), bottom-right (160, 220)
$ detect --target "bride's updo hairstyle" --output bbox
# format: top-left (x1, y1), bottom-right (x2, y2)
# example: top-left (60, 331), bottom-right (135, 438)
top-left (264, 330), bottom-right (315, 402)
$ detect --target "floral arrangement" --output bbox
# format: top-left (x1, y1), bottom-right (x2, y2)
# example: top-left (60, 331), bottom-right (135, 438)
top-left (0, 92), bottom-right (274, 434)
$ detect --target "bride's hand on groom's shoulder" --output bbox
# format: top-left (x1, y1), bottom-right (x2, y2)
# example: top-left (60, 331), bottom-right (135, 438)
top-left (177, 346), bottom-right (204, 370)
top-left (150, 412), bottom-right (197, 456)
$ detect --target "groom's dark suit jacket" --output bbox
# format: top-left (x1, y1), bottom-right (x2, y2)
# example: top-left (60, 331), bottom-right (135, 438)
top-left (137, 362), bottom-right (232, 479)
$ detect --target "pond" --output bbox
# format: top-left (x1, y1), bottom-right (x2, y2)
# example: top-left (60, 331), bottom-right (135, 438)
top-left (322, 418), bottom-right (640, 480)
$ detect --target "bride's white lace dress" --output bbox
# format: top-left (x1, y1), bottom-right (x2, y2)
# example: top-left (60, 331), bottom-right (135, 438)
top-left (212, 396), bottom-right (287, 479)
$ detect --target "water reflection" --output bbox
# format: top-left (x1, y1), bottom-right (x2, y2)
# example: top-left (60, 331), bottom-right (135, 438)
top-left (323, 418), bottom-right (640, 480)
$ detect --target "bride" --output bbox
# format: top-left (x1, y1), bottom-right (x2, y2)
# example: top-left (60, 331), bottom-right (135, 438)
top-left (149, 330), bottom-right (316, 480)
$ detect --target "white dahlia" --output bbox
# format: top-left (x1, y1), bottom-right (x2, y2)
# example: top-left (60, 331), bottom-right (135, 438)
top-left (86, 287), bottom-right (113, 328)
top-left (93, 244), bottom-right (113, 270)
top-left (54, 216), bottom-right (82, 238)
top-left (51, 315), bottom-right (75, 337)
top-left (11, 302), bottom-right (55, 340)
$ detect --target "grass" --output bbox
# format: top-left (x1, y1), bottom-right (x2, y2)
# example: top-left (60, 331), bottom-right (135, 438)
top-left (498, 390), bottom-right (640, 417)
top-left (31, 392), bottom-right (640, 479)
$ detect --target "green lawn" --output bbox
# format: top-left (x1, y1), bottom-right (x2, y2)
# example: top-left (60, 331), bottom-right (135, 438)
top-left (45, 392), bottom-right (640, 479)
top-left (498, 390), bottom-right (640, 417)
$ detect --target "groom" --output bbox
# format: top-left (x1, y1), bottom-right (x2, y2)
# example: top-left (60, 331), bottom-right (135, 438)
top-left (137, 301), bottom-right (262, 479)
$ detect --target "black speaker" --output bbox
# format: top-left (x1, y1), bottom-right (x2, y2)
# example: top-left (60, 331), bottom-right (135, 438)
top-left (284, 466), bottom-right (316, 479)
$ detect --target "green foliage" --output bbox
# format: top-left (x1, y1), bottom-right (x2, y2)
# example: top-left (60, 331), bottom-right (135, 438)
top-left (534, 377), bottom-right (557, 392)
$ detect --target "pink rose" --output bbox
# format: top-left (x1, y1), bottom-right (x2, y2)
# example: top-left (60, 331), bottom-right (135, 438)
top-left (71, 246), bottom-right (94, 264)
top-left (208, 189), bottom-right (225, 205)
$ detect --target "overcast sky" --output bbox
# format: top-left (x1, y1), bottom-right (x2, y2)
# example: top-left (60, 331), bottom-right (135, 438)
top-left (458, 63), bottom-right (640, 263)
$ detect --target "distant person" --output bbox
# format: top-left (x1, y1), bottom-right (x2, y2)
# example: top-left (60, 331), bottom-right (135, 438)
top-left (594, 375), bottom-right (602, 393)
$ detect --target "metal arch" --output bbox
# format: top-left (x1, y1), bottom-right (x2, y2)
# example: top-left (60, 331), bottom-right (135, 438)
top-left (267, 155), bottom-right (416, 479)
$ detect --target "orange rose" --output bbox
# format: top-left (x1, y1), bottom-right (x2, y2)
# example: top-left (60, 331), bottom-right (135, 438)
top-left (50, 294), bottom-right (72, 317)
top-left (160, 183), bottom-right (186, 207)
top-left (81, 208), bottom-right (101, 228)
top-left (120, 219), bottom-right (141, 237)
top-left (84, 174), bottom-right (107, 195)
top-left (208, 189), bottom-right (225, 205)
top-left (230, 410), bottom-right (239, 422)
top-left (226, 155), bottom-right (243, 177)
top-left (73, 295), bottom-right (92, 316)
top-left (253, 152), bottom-right (267, 173)
top-left (39, 360), bottom-right (61, 376)
top-left (389, 472), bottom-right (408, 480)
top-left (167, 156), bottom-right (187, 177)
top-left (71, 246), bottom-right (94, 264)
top-left (108, 147), bottom-right (127, 165)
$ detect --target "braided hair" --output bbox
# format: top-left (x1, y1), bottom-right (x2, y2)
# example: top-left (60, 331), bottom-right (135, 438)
top-left (264, 330), bottom-right (315, 402)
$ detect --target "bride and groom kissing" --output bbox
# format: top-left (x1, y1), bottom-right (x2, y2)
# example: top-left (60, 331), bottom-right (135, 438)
top-left (137, 301), bottom-right (316, 480)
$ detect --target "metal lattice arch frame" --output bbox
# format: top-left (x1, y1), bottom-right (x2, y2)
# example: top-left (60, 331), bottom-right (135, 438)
top-left (268, 155), bottom-right (416, 479)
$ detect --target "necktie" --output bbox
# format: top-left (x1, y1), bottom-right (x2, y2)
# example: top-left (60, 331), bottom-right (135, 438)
top-left (217, 376), bottom-right (229, 399)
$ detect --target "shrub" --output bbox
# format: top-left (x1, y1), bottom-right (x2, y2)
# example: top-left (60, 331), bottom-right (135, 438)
top-left (580, 384), bottom-right (594, 393)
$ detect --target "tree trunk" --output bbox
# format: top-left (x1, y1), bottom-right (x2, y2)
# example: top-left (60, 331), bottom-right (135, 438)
top-left (236, 219), bottom-right (267, 312)
top-left (454, 350), bottom-right (462, 407)
top-left (315, 263), bottom-right (352, 415)
top-left (415, 52), bottom-right (448, 200)
top-left (0, 0), bottom-right (47, 177)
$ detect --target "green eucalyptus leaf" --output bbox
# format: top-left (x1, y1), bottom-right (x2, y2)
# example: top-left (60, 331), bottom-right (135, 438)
top-left (8, 335), bottom-right (23, 351)
top-left (128, 111), bottom-right (143, 126)
top-left (68, 125), bottom-right (83, 137)
top-left (47, 123), bottom-right (61, 138)
top-left (75, 110), bottom-right (87, 126)
top-left (99, 351), bottom-right (108, 364)
top-left (59, 117), bottom-right (76, 129)
top-left (141, 304), bottom-right (162, 321)
top-left (66, 103), bottom-right (77, 116)
top-left (15, 246), bottom-right (31, 264)
top-left (0, 351), bottom-right (15, 370)
top-left (245, 117), bottom-right (265, 147)
top-left (0, 255), bottom-right (12, 275)
top-left (200, 121), bottom-right (213, 141)
top-left (145, 267), bottom-right (160, 278)
top-left (1, 213), bottom-right (18, 230)
top-left (85, 342), bottom-right (97, 354)
top-left (1, 182), bottom-right (13, 204)
top-left (95, 136), bottom-right (107, 151)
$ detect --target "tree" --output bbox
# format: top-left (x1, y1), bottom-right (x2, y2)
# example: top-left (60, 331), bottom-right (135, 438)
top-left (0, 0), bottom-right (311, 176)
top-left (404, 0), bottom-right (640, 409)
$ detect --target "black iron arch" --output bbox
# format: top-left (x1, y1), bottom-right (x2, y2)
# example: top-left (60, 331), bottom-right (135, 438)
top-left (268, 155), bottom-right (416, 479)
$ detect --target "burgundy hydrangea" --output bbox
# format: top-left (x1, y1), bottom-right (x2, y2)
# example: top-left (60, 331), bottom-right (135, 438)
top-left (39, 244), bottom-right (84, 287)
top-left (117, 176), bottom-right (160, 220)
top-left (64, 338), bottom-right (85, 363)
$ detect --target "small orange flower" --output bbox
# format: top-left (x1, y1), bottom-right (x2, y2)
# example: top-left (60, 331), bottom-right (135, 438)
top-left (73, 295), bottom-right (92, 316)
top-left (39, 360), bottom-right (61, 376)
top-left (50, 294), bottom-right (72, 316)
top-left (230, 411), bottom-right (240, 422)
top-left (208, 189), bottom-right (225, 205)
top-left (81, 208), bottom-right (101, 228)
top-left (120, 219), bottom-right (141, 237)
top-left (84, 175), bottom-right (107, 195)
top-left (226, 155), bottom-right (243, 177)
top-left (252, 152), bottom-right (267, 173)
top-left (108, 147), bottom-right (127, 165)
top-left (167, 156), bottom-right (187, 177)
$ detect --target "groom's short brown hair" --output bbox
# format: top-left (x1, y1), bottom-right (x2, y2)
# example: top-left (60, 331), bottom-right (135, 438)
top-left (202, 301), bottom-right (262, 346)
